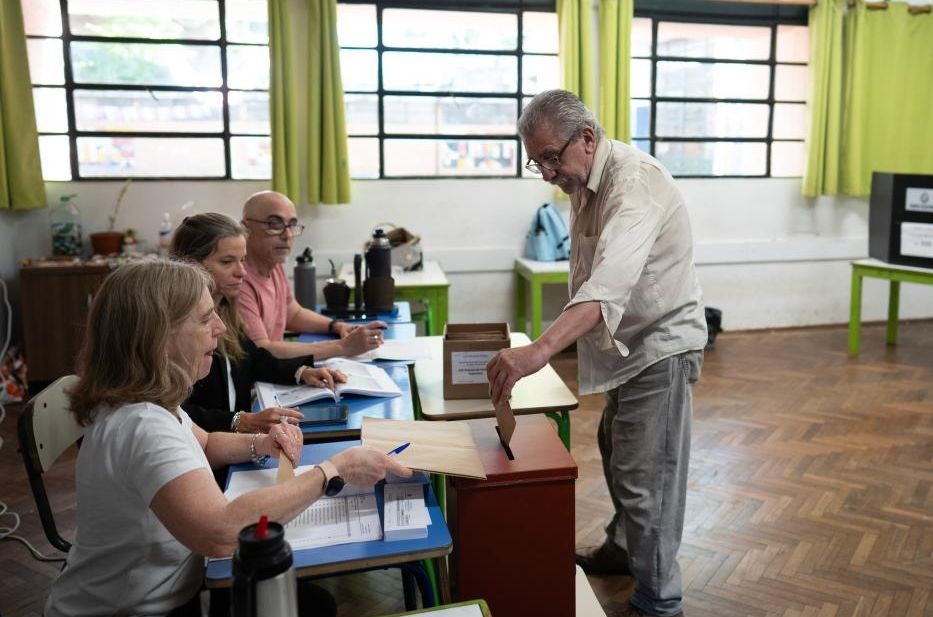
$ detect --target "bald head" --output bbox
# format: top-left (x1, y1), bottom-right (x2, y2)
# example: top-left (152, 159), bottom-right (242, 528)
top-left (241, 191), bottom-right (300, 269)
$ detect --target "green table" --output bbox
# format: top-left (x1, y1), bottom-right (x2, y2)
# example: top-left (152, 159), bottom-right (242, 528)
top-left (340, 261), bottom-right (450, 335)
top-left (848, 258), bottom-right (933, 355)
top-left (514, 257), bottom-right (569, 339)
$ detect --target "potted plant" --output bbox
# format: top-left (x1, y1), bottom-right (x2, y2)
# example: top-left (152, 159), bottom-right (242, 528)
top-left (90, 179), bottom-right (131, 255)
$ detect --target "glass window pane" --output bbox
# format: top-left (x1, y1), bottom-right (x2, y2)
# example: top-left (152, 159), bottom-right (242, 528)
top-left (71, 42), bottom-right (222, 87)
top-left (229, 91), bottom-right (270, 134)
top-left (775, 64), bottom-right (808, 102)
top-left (33, 87), bottom-right (68, 133)
top-left (22, 0), bottom-right (62, 36)
top-left (633, 139), bottom-right (650, 154)
top-left (773, 103), bottom-right (807, 139)
top-left (227, 45), bottom-right (269, 89)
top-left (777, 25), bottom-right (809, 63)
top-left (384, 52), bottom-right (517, 94)
top-left (74, 90), bottom-right (223, 132)
top-left (384, 96), bottom-right (517, 135)
top-left (348, 137), bottom-right (380, 179)
top-left (657, 61), bottom-right (770, 100)
top-left (340, 49), bottom-right (378, 91)
top-left (657, 22), bottom-right (770, 60)
top-left (231, 136), bottom-right (270, 179)
top-left (632, 18), bottom-right (652, 57)
top-left (39, 135), bottom-right (71, 181)
top-left (77, 137), bottom-right (225, 177)
top-left (523, 12), bottom-right (558, 54)
top-left (656, 102), bottom-right (769, 138)
top-left (522, 55), bottom-right (559, 94)
top-left (384, 139), bottom-right (517, 177)
top-left (771, 141), bottom-right (805, 177)
top-left (27, 38), bottom-right (64, 85)
top-left (631, 58), bottom-right (652, 98)
top-left (68, 0), bottom-right (219, 40)
top-left (337, 4), bottom-right (377, 48)
top-left (383, 9), bottom-right (516, 51)
top-left (631, 99), bottom-right (651, 138)
top-left (655, 141), bottom-right (767, 176)
top-left (345, 94), bottom-right (378, 135)
top-left (226, 0), bottom-right (268, 44)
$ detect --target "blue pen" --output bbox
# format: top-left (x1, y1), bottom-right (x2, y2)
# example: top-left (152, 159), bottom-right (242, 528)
top-left (386, 442), bottom-right (411, 456)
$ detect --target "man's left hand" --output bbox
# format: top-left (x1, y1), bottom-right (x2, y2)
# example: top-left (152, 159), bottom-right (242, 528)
top-left (486, 344), bottom-right (549, 406)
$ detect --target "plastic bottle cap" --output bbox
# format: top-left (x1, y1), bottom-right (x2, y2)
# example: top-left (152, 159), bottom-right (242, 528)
top-left (256, 515), bottom-right (269, 539)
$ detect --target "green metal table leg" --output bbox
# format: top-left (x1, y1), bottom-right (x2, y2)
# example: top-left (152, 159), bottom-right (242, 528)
top-left (420, 558), bottom-right (440, 606)
top-left (531, 276), bottom-right (544, 340)
top-left (546, 411), bottom-right (571, 450)
top-left (886, 280), bottom-right (900, 346)
top-left (515, 271), bottom-right (527, 336)
top-left (848, 268), bottom-right (863, 356)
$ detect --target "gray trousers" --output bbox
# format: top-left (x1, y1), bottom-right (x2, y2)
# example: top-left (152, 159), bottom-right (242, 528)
top-left (598, 350), bottom-right (702, 616)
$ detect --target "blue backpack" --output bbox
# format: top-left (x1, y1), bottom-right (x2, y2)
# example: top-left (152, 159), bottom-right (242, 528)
top-left (525, 203), bottom-right (570, 261)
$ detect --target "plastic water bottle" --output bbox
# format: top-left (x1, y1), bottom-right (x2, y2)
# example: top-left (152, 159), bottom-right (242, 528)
top-left (50, 194), bottom-right (82, 256)
top-left (293, 247), bottom-right (317, 310)
top-left (158, 212), bottom-right (172, 257)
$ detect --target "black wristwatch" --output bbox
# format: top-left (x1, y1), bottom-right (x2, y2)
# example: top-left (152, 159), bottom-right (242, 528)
top-left (316, 460), bottom-right (345, 497)
top-left (327, 318), bottom-right (339, 335)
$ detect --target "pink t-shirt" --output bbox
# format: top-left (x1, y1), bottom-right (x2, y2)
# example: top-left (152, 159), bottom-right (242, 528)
top-left (239, 262), bottom-right (293, 342)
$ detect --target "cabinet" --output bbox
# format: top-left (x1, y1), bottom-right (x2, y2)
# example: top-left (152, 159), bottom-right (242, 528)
top-left (20, 263), bottom-right (112, 383)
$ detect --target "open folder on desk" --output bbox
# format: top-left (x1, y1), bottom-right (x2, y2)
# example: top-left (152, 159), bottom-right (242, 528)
top-left (362, 417), bottom-right (487, 479)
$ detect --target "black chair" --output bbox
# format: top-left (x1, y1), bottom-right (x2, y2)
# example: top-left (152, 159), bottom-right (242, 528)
top-left (17, 375), bottom-right (82, 553)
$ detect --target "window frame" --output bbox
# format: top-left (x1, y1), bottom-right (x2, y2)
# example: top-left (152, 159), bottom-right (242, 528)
top-left (26, 0), bottom-right (269, 181)
top-left (632, 2), bottom-right (809, 178)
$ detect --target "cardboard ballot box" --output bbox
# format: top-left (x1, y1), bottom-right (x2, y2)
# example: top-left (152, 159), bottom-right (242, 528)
top-left (443, 323), bottom-right (510, 399)
top-left (447, 415), bottom-right (578, 617)
top-left (869, 172), bottom-right (933, 269)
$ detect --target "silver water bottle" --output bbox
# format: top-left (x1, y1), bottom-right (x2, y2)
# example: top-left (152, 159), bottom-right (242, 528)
top-left (232, 517), bottom-right (298, 617)
top-left (294, 247), bottom-right (317, 310)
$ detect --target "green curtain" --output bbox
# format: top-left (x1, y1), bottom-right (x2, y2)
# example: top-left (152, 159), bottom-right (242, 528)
top-left (556, 0), bottom-right (595, 108)
top-left (802, 0), bottom-right (844, 196)
top-left (269, 0), bottom-right (350, 205)
top-left (0, 0), bottom-right (47, 210)
top-left (838, 2), bottom-right (933, 195)
top-left (598, 0), bottom-right (633, 142)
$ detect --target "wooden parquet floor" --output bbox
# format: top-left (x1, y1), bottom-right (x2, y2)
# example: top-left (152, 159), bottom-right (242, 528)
top-left (0, 322), bottom-right (930, 617)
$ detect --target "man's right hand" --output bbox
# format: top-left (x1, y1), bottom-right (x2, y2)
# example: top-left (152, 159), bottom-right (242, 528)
top-left (339, 322), bottom-right (386, 356)
top-left (330, 446), bottom-right (412, 487)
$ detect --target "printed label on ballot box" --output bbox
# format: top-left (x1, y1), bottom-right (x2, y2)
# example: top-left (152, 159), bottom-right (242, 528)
top-left (451, 351), bottom-right (497, 384)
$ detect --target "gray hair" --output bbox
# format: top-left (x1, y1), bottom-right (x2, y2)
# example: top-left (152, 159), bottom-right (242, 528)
top-left (518, 89), bottom-right (604, 141)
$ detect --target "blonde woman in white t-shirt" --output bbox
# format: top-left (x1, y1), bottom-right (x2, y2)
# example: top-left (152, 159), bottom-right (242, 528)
top-left (45, 260), bottom-right (411, 617)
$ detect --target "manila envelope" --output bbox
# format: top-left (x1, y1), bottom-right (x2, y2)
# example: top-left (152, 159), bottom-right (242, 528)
top-left (362, 417), bottom-right (487, 479)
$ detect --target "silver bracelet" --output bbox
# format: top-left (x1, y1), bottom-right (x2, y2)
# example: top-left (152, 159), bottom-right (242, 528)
top-left (231, 411), bottom-right (244, 433)
top-left (249, 432), bottom-right (270, 465)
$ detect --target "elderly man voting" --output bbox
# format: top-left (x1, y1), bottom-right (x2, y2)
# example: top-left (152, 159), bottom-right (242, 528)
top-left (486, 90), bottom-right (706, 617)
top-left (238, 190), bottom-right (386, 359)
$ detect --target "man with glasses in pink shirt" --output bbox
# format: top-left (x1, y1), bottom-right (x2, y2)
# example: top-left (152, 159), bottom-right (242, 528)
top-left (239, 191), bottom-right (385, 360)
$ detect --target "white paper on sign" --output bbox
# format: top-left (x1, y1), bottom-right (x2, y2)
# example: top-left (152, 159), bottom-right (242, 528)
top-left (451, 350), bottom-right (496, 385)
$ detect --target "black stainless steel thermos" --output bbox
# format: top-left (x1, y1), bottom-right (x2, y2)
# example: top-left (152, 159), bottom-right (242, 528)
top-left (232, 516), bottom-right (298, 617)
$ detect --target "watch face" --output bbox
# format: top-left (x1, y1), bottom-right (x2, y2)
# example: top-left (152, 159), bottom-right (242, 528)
top-left (325, 475), bottom-right (345, 497)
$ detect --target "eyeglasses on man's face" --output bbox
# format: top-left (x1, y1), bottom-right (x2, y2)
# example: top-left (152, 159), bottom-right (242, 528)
top-left (525, 133), bottom-right (578, 175)
top-left (244, 217), bottom-right (305, 236)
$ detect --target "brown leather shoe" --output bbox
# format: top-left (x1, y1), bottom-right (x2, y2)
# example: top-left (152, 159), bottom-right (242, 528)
top-left (575, 541), bottom-right (632, 576)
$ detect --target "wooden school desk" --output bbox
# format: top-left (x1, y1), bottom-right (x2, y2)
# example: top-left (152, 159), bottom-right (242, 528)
top-left (411, 332), bottom-right (578, 449)
top-left (513, 257), bottom-right (569, 339)
top-left (339, 262), bottom-right (450, 335)
top-left (205, 440), bottom-right (452, 608)
top-left (848, 258), bottom-right (933, 355)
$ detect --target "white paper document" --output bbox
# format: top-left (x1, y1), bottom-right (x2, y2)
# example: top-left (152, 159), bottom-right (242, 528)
top-left (383, 482), bottom-right (430, 541)
top-left (350, 338), bottom-right (434, 362)
top-left (224, 465), bottom-right (382, 550)
top-left (255, 359), bottom-right (401, 407)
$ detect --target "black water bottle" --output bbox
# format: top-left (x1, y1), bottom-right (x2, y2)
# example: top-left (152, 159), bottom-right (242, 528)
top-left (365, 228), bottom-right (392, 279)
top-left (294, 247), bottom-right (316, 310)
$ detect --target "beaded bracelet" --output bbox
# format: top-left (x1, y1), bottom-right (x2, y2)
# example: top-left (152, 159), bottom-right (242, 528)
top-left (249, 432), bottom-right (270, 465)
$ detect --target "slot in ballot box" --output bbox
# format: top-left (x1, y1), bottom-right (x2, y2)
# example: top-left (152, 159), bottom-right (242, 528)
top-left (446, 415), bottom-right (578, 617)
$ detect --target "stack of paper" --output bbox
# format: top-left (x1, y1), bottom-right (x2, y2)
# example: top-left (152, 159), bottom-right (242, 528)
top-left (383, 482), bottom-right (430, 541)
top-left (350, 338), bottom-right (433, 362)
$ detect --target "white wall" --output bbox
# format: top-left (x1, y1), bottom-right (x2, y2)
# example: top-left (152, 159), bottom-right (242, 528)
top-left (2, 175), bottom-right (932, 344)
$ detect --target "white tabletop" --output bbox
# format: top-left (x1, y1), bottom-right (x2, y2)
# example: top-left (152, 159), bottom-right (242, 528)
top-left (339, 260), bottom-right (449, 288)
top-left (414, 332), bottom-right (578, 421)
top-left (515, 257), bottom-right (571, 275)
top-left (852, 258), bottom-right (933, 274)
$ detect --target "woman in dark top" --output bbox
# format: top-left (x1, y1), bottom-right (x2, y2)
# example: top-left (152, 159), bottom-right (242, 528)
top-left (171, 213), bottom-right (347, 434)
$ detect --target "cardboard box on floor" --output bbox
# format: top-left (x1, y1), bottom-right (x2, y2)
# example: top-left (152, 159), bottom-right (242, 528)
top-left (443, 323), bottom-right (510, 399)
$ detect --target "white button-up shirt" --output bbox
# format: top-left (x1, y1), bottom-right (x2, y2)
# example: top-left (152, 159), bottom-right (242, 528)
top-left (567, 138), bottom-right (707, 395)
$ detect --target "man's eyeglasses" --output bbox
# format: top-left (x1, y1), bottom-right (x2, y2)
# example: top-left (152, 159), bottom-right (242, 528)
top-left (244, 217), bottom-right (305, 236)
top-left (525, 133), bottom-right (577, 175)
